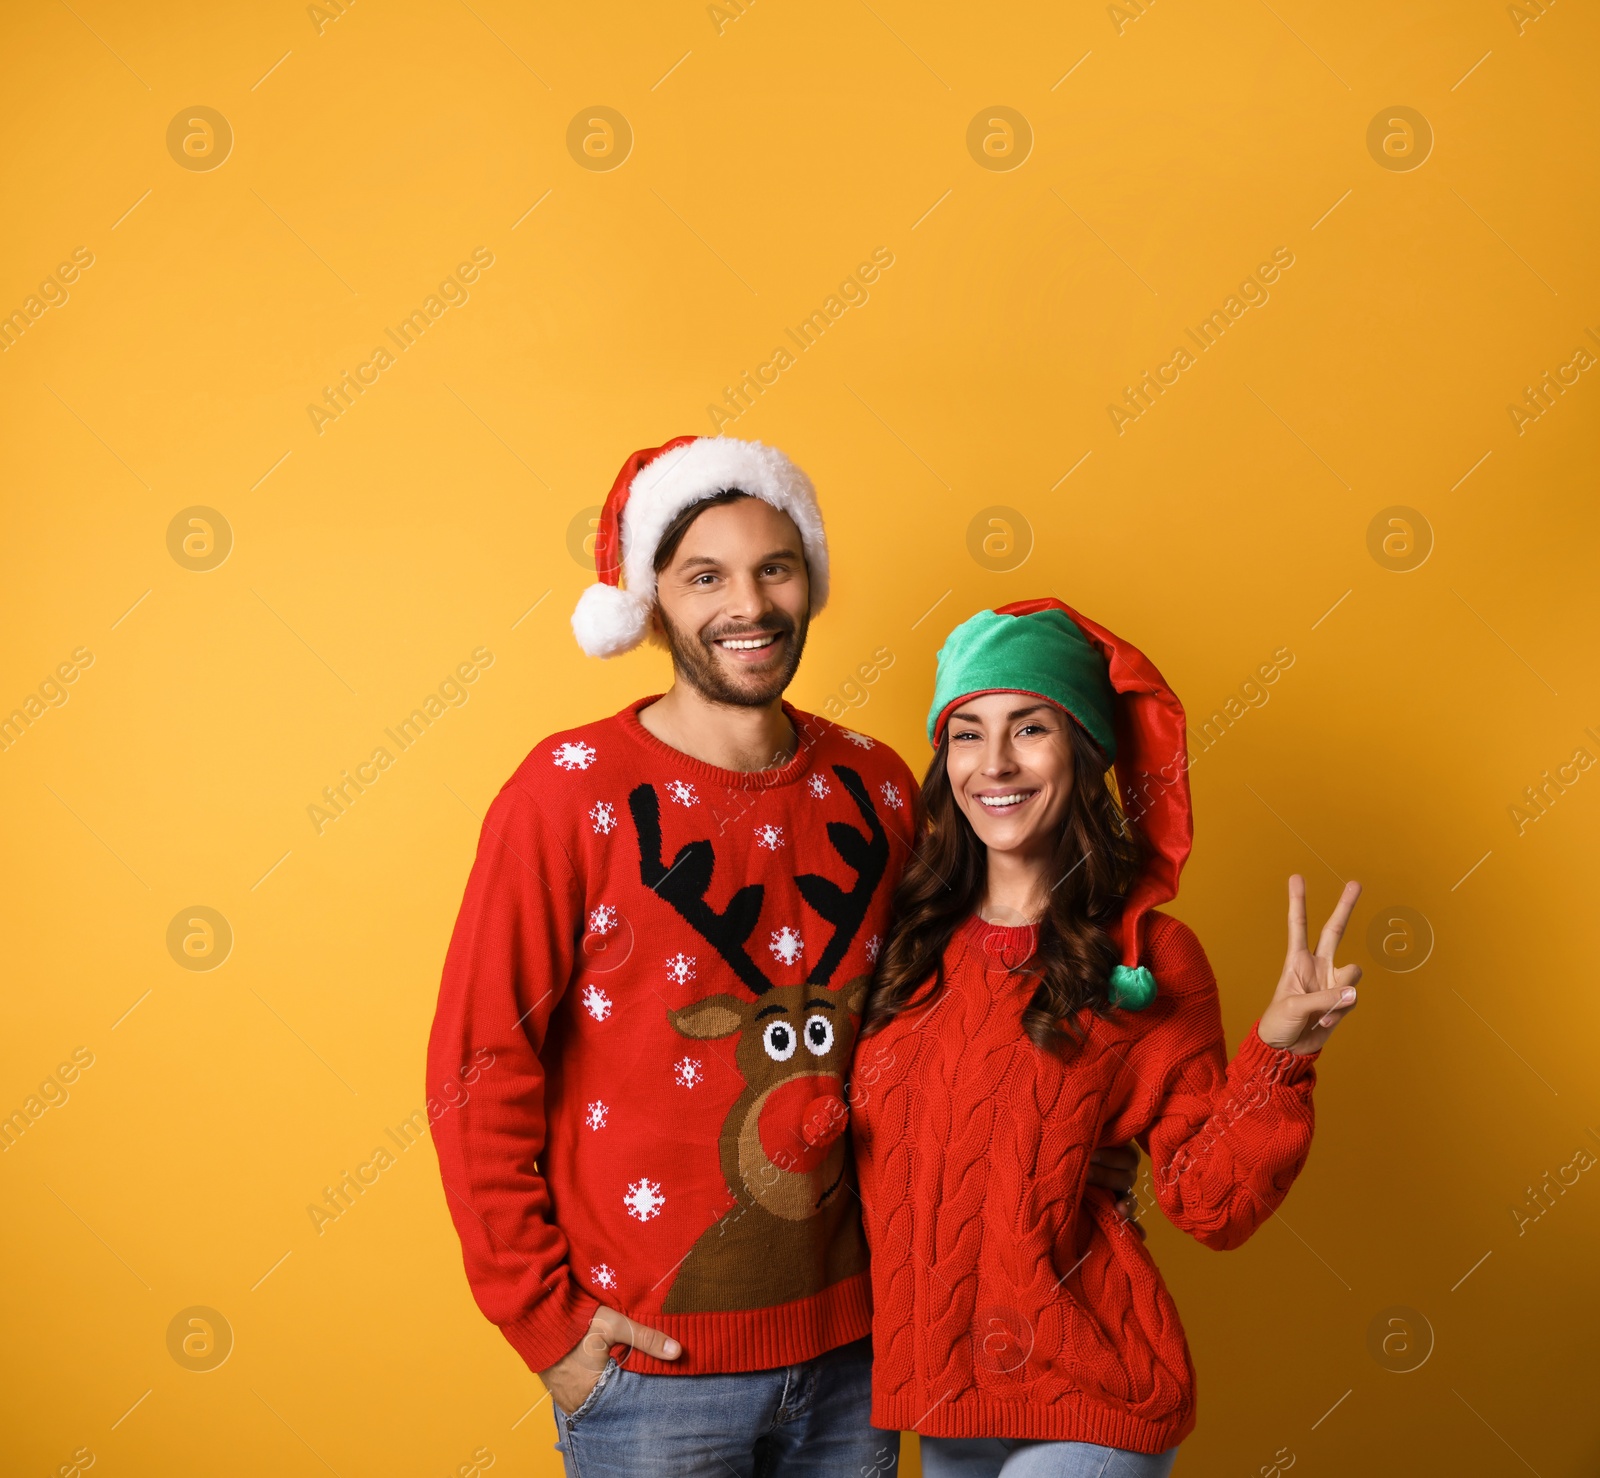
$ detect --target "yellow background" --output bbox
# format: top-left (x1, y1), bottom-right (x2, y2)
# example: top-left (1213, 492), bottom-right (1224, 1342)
top-left (3, 0), bottom-right (1597, 1474)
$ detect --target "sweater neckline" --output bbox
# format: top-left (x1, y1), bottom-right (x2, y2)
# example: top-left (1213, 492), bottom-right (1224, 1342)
top-left (958, 910), bottom-right (1040, 969)
top-left (617, 694), bottom-right (818, 791)
top-left (959, 910), bottom-right (1040, 940)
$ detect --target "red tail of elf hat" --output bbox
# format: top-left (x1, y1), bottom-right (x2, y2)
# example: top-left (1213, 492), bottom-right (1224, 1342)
top-left (995, 598), bottom-right (1192, 992)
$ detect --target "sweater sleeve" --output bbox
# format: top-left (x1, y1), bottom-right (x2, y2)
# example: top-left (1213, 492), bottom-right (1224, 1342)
top-left (425, 777), bottom-right (600, 1374)
top-left (1135, 918), bottom-right (1319, 1252)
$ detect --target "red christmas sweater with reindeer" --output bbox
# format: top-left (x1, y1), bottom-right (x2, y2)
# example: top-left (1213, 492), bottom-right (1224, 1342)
top-left (426, 695), bottom-right (917, 1377)
top-left (851, 910), bottom-right (1320, 1450)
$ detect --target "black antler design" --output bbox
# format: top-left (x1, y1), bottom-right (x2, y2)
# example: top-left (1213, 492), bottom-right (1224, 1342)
top-left (629, 783), bottom-right (773, 995)
top-left (795, 765), bottom-right (888, 986)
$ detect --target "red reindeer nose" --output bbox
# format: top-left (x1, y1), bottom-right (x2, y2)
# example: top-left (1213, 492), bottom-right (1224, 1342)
top-left (759, 1075), bottom-right (848, 1174)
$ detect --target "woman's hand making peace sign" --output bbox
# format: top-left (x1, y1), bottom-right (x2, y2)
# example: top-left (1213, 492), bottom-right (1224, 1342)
top-left (1257, 875), bottom-right (1363, 1056)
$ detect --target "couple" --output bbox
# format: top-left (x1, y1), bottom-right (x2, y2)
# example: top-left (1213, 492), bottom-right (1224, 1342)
top-left (425, 435), bottom-right (1362, 1477)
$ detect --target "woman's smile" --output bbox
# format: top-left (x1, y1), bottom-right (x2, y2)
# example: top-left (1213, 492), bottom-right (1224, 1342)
top-left (972, 787), bottom-right (1039, 814)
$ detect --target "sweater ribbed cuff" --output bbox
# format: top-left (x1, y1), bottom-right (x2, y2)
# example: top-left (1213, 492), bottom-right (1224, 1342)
top-left (498, 1273), bottom-right (602, 1376)
top-left (1243, 1018), bottom-right (1319, 1087)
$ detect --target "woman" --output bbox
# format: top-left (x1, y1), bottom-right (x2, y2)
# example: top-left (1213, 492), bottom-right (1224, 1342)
top-left (851, 598), bottom-right (1361, 1476)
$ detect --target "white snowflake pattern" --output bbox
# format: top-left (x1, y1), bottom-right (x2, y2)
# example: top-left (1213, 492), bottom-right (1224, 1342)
top-left (865, 934), bottom-right (882, 964)
top-left (553, 740), bottom-right (597, 772)
top-left (581, 984), bottom-right (613, 1022)
top-left (592, 1263), bottom-right (618, 1290)
top-left (589, 801), bottom-right (617, 836)
top-left (588, 904), bottom-right (618, 936)
top-left (584, 1100), bottom-right (609, 1130)
top-left (754, 823), bottom-right (786, 851)
top-left (769, 926), bottom-right (804, 967)
top-left (665, 952), bottom-right (697, 985)
top-left (665, 779), bottom-right (699, 807)
top-left (624, 1177), bottom-right (666, 1221)
top-left (673, 1056), bottom-right (705, 1088)
top-left (841, 728), bottom-right (875, 749)
top-left (805, 773), bottom-right (831, 799)
top-left (880, 780), bottom-right (904, 810)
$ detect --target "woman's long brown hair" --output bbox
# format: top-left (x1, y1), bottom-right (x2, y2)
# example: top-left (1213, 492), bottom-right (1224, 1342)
top-left (860, 715), bottom-right (1143, 1053)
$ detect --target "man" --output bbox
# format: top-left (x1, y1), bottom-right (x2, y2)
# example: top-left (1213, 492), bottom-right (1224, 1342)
top-left (426, 435), bottom-right (1138, 1476)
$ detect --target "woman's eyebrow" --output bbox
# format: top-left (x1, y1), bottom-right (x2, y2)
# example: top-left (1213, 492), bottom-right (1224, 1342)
top-left (950, 703), bottom-right (1049, 724)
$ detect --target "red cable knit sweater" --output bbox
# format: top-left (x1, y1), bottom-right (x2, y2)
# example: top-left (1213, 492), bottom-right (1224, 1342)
top-left (851, 908), bottom-right (1318, 1450)
top-left (427, 697), bottom-right (915, 1376)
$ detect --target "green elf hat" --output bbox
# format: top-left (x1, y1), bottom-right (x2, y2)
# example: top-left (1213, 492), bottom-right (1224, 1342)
top-left (927, 597), bottom-right (1193, 1011)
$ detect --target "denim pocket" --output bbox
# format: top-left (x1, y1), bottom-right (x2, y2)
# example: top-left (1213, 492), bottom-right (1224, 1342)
top-left (562, 1356), bottom-right (619, 1427)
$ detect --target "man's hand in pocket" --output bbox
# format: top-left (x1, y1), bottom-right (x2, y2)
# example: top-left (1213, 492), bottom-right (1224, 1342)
top-left (540, 1305), bottom-right (682, 1415)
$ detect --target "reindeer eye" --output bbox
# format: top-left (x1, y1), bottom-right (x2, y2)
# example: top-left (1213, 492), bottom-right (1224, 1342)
top-left (803, 1014), bottom-right (834, 1056)
top-left (763, 1020), bottom-right (797, 1061)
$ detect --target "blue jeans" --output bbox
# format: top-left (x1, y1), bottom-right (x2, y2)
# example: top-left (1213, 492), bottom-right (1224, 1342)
top-left (919, 1437), bottom-right (1179, 1477)
top-left (550, 1335), bottom-right (894, 1477)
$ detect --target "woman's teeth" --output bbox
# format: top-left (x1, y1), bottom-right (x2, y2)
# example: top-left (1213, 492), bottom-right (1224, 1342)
top-left (978, 792), bottom-right (1034, 810)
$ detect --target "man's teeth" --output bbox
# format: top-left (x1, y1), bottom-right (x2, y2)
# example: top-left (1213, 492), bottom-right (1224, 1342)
top-left (978, 793), bottom-right (1033, 808)
top-left (719, 636), bottom-right (775, 650)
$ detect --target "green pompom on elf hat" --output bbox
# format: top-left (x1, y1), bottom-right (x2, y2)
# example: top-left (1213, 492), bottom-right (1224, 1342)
top-left (927, 597), bottom-right (1193, 1012)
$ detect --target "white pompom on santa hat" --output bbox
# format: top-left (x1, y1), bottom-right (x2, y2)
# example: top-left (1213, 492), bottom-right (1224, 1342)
top-left (571, 435), bottom-right (830, 658)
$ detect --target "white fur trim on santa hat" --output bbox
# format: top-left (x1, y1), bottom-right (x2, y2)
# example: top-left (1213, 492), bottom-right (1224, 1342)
top-left (571, 437), bottom-right (830, 658)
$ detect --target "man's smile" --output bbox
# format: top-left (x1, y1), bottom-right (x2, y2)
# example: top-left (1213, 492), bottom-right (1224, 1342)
top-left (711, 631), bottom-right (786, 663)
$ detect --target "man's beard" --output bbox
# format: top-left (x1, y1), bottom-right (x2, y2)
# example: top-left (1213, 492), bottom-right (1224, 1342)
top-left (657, 606), bottom-right (809, 709)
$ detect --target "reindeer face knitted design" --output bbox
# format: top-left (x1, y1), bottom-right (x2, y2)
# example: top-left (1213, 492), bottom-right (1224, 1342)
top-left (629, 759), bottom-right (891, 1311)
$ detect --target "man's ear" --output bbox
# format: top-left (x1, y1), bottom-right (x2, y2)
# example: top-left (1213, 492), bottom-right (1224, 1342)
top-left (669, 995), bottom-right (747, 1039)
top-left (646, 601), bottom-right (671, 651)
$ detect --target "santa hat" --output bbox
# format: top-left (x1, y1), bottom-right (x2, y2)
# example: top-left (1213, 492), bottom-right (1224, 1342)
top-left (571, 436), bottom-right (830, 658)
top-left (927, 596), bottom-right (1192, 1011)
